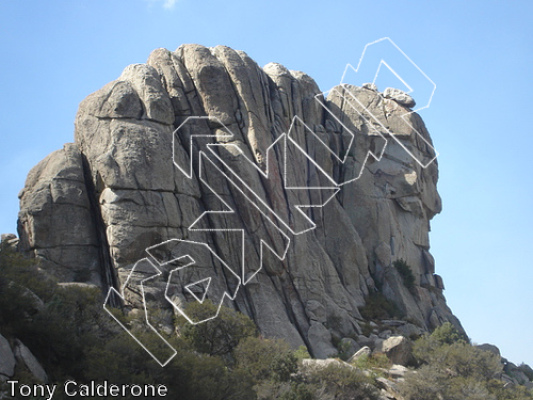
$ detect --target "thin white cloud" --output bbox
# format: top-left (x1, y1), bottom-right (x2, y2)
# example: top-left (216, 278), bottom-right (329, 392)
top-left (145, 0), bottom-right (179, 10)
top-left (162, 0), bottom-right (178, 9)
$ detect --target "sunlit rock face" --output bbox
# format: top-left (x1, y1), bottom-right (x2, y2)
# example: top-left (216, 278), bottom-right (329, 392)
top-left (17, 44), bottom-right (461, 358)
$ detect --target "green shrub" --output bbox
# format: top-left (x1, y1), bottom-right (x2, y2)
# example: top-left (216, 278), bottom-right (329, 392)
top-left (0, 243), bottom-right (56, 300)
top-left (353, 352), bottom-right (391, 370)
top-left (413, 337), bottom-right (501, 380)
top-left (271, 350), bottom-right (299, 382)
top-left (487, 379), bottom-right (533, 400)
top-left (361, 321), bottom-right (373, 336)
top-left (234, 336), bottom-right (297, 382)
top-left (0, 245), bottom-right (52, 334)
top-left (430, 322), bottom-right (468, 345)
top-left (0, 246), bottom-right (257, 399)
top-left (359, 292), bottom-right (403, 320)
top-left (393, 259), bottom-right (416, 294)
top-left (334, 337), bottom-right (354, 361)
top-left (400, 366), bottom-right (533, 400)
top-left (399, 365), bottom-right (447, 400)
top-left (182, 352), bottom-right (255, 400)
top-left (256, 381), bottom-right (316, 400)
top-left (177, 300), bottom-right (257, 356)
top-left (278, 383), bottom-right (314, 400)
top-left (399, 322), bottom-right (529, 400)
top-left (294, 345), bottom-right (311, 362)
top-left (304, 363), bottom-right (380, 400)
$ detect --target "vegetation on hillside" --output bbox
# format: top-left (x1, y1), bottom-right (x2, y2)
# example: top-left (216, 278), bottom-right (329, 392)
top-left (1, 243), bottom-right (532, 399)
top-left (0, 244), bottom-right (378, 399)
top-left (399, 323), bottom-right (533, 400)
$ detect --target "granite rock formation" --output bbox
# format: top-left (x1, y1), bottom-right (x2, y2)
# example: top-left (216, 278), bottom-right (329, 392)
top-left (16, 44), bottom-right (462, 358)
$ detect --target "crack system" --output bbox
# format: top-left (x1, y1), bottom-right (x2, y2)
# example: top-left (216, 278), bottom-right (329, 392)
top-left (80, 153), bottom-right (120, 307)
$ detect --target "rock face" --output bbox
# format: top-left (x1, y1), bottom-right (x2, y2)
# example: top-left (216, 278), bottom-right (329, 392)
top-left (17, 144), bottom-right (104, 285)
top-left (0, 333), bottom-right (16, 380)
top-left (0, 334), bottom-right (48, 383)
top-left (14, 340), bottom-right (48, 383)
top-left (17, 44), bottom-right (462, 356)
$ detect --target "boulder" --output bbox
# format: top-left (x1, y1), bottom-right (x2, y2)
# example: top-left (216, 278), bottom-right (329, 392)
top-left (348, 346), bottom-right (371, 363)
top-left (518, 363), bottom-right (533, 381)
top-left (0, 233), bottom-right (19, 251)
top-left (378, 330), bottom-right (392, 339)
top-left (1, 233), bottom-right (16, 242)
top-left (396, 323), bottom-right (423, 339)
top-left (0, 334), bottom-right (15, 379)
top-left (373, 338), bottom-right (385, 352)
top-left (307, 322), bottom-right (337, 359)
top-left (501, 373), bottom-right (518, 386)
top-left (339, 337), bottom-right (360, 358)
top-left (476, 343), bottom-right (501, 358)
top-left (376, 377), bottom-right (401, 399)
top-left (377, 336), bottom-right (413, 366)
top-left (362, 82), bottom-right (378, 91)
top-left (383, 87), bottom-right (416, 108)
top-left (357, 335), bottom-right (374, 348)
top-left (387, 364), bottom-right (408, 378)
top-left (14, 340), bottom-right (48, 383)
top-left (504, 362), bottom-right (531, 386)
top-left (301, 358), bottom-right (354, 370)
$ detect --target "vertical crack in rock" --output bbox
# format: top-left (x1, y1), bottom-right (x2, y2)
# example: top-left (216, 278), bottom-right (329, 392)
top-left (80, 154), bottom-right (120, 305)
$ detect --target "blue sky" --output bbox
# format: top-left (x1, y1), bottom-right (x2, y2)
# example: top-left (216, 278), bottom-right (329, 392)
top-left (1, 1), bottom-right (532, 365)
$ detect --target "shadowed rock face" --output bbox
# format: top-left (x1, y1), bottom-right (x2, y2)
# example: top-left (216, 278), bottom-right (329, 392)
top-left (17, 44), bottom-right (462, 357)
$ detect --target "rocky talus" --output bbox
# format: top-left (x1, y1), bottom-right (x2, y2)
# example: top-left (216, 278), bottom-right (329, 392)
top-left (15, 44), bottom-right (462, 357)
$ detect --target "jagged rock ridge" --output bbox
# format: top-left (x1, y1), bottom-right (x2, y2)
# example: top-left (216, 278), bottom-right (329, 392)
top-left (16, 44), bottom-right (462, 357)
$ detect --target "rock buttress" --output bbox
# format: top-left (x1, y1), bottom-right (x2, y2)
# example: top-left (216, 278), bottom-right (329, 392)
top-left (17, 44), bottom-right (462, 358)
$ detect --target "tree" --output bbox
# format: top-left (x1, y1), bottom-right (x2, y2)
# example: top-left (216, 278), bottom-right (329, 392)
top-left (393, 259), bottom-right (416, 294)
top-left (430, 322), bottom-right (468, 345)
top-left (178, 300), bottom-right (257, 356)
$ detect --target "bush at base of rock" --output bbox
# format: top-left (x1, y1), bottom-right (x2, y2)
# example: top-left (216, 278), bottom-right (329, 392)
top-left (399, 323), bottom-right (533, 400)
top-left (352, 352), bottom-right (391, 370)
top-left (177, 300), bottom-right (257, 357)
top-left (299, 363), bottom-right (380, 400)
top-left (234, 336), bottom-right (298, 382)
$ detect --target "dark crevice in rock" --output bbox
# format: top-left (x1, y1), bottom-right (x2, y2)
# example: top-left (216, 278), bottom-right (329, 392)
top-left (30, 244), bottom-right (99, 250)
top-left (80, 153), bottom-right (120, 306)
top-left (281, 267), bottom-right (313, 353)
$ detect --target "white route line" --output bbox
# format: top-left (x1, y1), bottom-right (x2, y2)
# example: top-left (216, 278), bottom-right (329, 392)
top-left (146, 239), bottom-right (242, 325)
top-left (104, 37), bottom-right (439, 366)
top-left (340, 37), bottom-right (438, 168)
top-left (192, 151), bottom-right (292, 284)
top-left (103, 258), bottom-right (177, 367)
